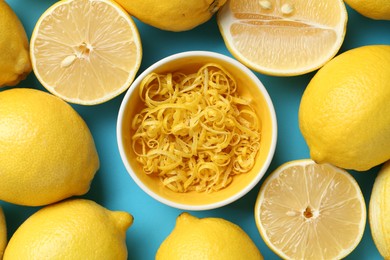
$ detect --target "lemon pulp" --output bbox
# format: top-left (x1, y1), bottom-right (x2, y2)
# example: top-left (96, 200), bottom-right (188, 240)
top-left (30, 0), bottom-right (142, 105)
top-left (217, 0), bottom-right (347, 76)
top-left (255, 159), bottom-right (366, 259)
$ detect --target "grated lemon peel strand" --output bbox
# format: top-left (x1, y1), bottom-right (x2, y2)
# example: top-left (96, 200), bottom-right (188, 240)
top-left (131, 63), bottom-right (261, 193)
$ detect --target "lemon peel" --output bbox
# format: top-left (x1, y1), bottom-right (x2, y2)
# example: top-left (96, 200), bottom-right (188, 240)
top-left (0, 207), bottom-right (6, 260)
top-left (156, 212), bottom-right (263, 259)
top-left (299, 45), bottom-right (390, 171)
top-left (3, 199), bottom-right (132, 260)
top-left (0, 88), bottom-right (99, 206)
top-left (344, 0), bottom-right (390, 20)
top-left (132, 63), bottom-right (261, 193)
top-left (113, 0), bottom-right (227, 31)
top-left (0, 0), bottom-right (31, 87)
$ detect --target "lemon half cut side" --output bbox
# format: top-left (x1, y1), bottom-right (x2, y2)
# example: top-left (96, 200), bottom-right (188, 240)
top-left (217, 0), bottom-right (348, 76)
top-left (255, 159), bottom-right (366, 259)
top-left (30, 0), bottom-right (142, 105)
top-left (370, 161), bottom-right (390, 259)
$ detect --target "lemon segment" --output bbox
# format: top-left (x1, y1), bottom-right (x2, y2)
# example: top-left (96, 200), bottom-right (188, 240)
top-left (217, 0), bottom-right (347, 76)
top-left (0, 207), bottom-right (6, 260)
top-left (299, 45), bottom-right (390, 171)
top-left (370, 161), bottom-right (390, 259)
top-left (255, 159), bottom-right (366, 259)
top-left (0, 88), bottom-right (99, 206)
top-left (156, 212), bottom-right (263, 259)
top-left (0, 0), bottom-right (31, 87)
top-left (3, 199), bottom-right (133, 260)
top-left (30, 0), bottom-right (142, 105)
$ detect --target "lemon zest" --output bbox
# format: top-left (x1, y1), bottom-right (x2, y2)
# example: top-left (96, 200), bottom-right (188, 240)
top-left (131, 63), bottom-right (261, 192)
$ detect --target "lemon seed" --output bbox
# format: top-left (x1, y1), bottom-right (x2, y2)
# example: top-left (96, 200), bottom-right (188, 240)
top-left (259, 0), bottom-right (272, 10)
top-left (61, 55), bottom-right (77, 68)
top-left (281, 3), bottom-right (294, 15)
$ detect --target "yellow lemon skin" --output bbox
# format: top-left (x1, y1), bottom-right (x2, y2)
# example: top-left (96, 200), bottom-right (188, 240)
top-left (114, 0), bottom-right (227, 31)
top-left (344, 0), bottom-right (390, 20)
top-left (0, 207), bottom-right (6, 260)
top-left (0, 0), bottom-right (31, 87)
top-left (370, 161), bottom-right (390, 259)
top-left (0, 88), bottom-right (99, 206)
top-left (156, 212), bottom-right (263, 260)
top-left (3, 199), bottom-right (132, 260)
top-left (299, 45), bottom-right (390, 171)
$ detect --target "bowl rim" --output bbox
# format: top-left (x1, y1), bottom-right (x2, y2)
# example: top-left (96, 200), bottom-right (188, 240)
top-left (116, 50), bottom-right (277, 211)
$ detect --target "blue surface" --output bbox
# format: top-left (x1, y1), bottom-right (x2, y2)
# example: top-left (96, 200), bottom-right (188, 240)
top-left (2, 0), bottom-right (390, 259)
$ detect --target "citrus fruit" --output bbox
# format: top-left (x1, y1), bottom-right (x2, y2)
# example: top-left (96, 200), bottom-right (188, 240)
top-left (370, 161), bottom-right (390, 259)
top-left (114, 0), bottom-right (227, 31)
top-left (156, 212), bottom-right (263, 259)
top-left (3, 199), bottom-right (133, 260)
top-left (30, 0), bottom-right (142, 105)
top-left (217, 0), bottom-right (347, 76)
top-left (344, 0), bottom-right (390, 20)
top-left (0, 0), bottom-right (31, 87)
top-left (0, 207), bottom-right (6, 260)
top-left (0, 88), bottom-right (99, 206)
top-left (299, 45), bottom-right (390, 171)
top-left (255, 159), bottom-right (366, 259)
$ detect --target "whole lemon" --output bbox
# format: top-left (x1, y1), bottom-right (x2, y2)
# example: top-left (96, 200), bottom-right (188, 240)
top-left (3, 199), bottom-right (133, 260)
top-left (156, 212), bottom-right (263, 260)
top-left (0, 88), bottom-right (99, 206)
top-left (0, 207), bottom-right (6, 260)
top-left (370, 161), bottom-right (390, 259)
top-left (0, 0), bottom-right (31, 87)
top-left (114, 0), bottom-right (227, 31)
top-left (344, 0), bottom-right (390, 20)
top-left (299, 45), bottom-right (390, 171)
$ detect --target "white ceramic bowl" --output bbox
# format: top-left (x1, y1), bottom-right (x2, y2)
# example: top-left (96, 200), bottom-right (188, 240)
top-left (117, 51), bottom-right (277, 210)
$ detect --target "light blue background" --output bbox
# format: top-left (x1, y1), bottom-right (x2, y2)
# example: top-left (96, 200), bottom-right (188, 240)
top-left (2, 0), bottom-right (390, 259)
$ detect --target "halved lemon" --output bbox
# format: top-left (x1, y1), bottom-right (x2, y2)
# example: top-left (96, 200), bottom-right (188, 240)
top-left (30, 0), bottom-right (142, 105)
top-left (255, 159), bottom-right (366, 259)
top-left (370, 161), bottom-right (390, 259)
top-left (217, 0), bottom-right (348, 76)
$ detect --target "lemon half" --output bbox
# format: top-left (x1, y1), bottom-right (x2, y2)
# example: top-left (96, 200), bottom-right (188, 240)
top-left (217, 0), bottom-right (347, 76)
top-left (30, 0), bottom-right (142, 105)
top-left (255, 159), bottom-right (366, 259)
top-left (370, 161), bottom-right (390, 259)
